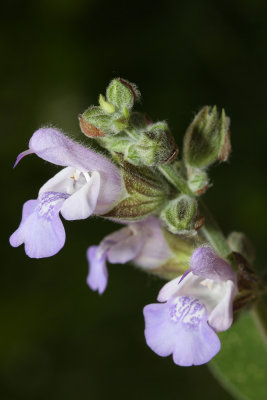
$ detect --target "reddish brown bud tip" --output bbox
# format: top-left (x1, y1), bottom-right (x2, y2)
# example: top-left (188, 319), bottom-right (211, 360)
top-left (79, 115), bottom-right (105, 138)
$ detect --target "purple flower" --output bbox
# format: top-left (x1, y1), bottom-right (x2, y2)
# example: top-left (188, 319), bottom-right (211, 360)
top-left (86, 217), bottom-right (172, 294)
top-left (143, 247), bottom-right (237, 366)
top-left (10, 128), bottom-right (125, 258)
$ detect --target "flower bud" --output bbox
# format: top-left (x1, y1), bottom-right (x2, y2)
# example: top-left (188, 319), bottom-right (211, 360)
top-left (125, 122), bottom-right (178, 167)
top-left (183, 106), bottom-right (231, 169)
top-left (227, 231), bottom-right (255, 264)
top-left (79, 106), bottom-right (128, 137)
top-left (99, 94), bottom-right (116, 114)
top-left (187, 168), bottom-right (209, 195)
top-left (160, 195), bottom-right (201, 235)
top-left (106, 78), bottom-right (140, 114)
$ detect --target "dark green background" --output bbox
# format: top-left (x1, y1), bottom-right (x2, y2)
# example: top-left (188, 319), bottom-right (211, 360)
top-left (1, 1), bottom-right (267, 399)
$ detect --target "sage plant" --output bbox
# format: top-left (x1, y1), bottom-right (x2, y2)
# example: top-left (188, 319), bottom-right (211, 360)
top-left (10, 78), bottom-right (266, 368)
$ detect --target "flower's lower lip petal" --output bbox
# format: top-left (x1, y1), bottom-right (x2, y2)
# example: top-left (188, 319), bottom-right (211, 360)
top-left (143, 303), bottom-right (177, 357)
top-left (9, 199), bottom-right (39, 247)
top-left (172, 319), bottom-right (221, 366)
top-left (24, 211), bottom-right (66, 258)
top-left (10, 193), bottom-right (67, 258)
top-left (60, 171), bottom-right (100, 220)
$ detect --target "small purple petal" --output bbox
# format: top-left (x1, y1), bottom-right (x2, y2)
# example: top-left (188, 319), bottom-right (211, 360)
top-left (132, 217), bottom-right (172, 270)
top-left (13, 149), bottom-right (34, 168)
top-left (107, 229), bottom-right (145, 264)
top-left (172, 315), bottom-right (221, 366)
top-left (86, 246), bottom-right (108, 295)
top-left (9, 192), bottom-right (68, 258)
top-left (144, 296), bottom-right (221, 366)
top-left (190, 247), bottom-right (235, 282)
top-left (144, 303), bottom-right (177, 357)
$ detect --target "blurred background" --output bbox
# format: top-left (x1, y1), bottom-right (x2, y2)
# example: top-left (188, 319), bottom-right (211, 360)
top-left (1, 0), bottom-right (267, 399)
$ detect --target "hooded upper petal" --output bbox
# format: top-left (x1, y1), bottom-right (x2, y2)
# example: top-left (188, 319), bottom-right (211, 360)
top-left (190, 246), bottom-right (235, 282)
top-left (15, 128), bottom-right (125, 208)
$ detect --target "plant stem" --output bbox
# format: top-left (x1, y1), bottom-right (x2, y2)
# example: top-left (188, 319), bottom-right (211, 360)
top-left (199, 200), bottom-right (231, 258)
top-left (158, 164), bottom-right (193, 196)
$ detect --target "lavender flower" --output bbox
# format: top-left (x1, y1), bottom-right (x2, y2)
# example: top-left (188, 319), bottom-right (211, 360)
top-left (86, 217), bottom-right (173, 294)
top-left (143, 247), bottom-right (237, 366)
top-left (9, 128), bottom-right (125, 258)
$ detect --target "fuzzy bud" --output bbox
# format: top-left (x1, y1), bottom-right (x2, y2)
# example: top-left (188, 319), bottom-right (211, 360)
top-left (126, 122), bottom-right (178, 167)
top-left (106, 78), bottom-right (140, 114)
top-left (187, 168), bottom-right (209, 195)
top-left (183, 106), bottom-right (231, 169)
top-left (227, 231), bottom-right (255, 264)
top-left (80, 106), bottom-right (128, 137)
top-left (160, 195), bottom-right (201, 235)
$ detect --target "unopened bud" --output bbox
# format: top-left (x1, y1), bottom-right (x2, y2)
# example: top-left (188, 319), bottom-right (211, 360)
top-left (227, 231), bottom-right (255, 264)
top-left (126, 122), bottom-right (178, 167)
top-left (99, 94), bottom-right (116, 114)
top-left (160, 195), bottom-right (200, 235)
top-left (187, 168), bottom-right (209, 195)
top-left (80, 106), bottom-right (128, 136)
top-left (106, 78), bottom-right (140, 114)
top-left (183, 106), bottom-right (231, 169)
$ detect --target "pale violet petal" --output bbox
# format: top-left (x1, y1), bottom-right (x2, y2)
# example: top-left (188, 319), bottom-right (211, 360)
top-left (172, 316), bottom-right (221, 366)
top-left (10, 193), bottom-right (67, 258)
top-left (208, 280), bottom-right (236, 332)
top-left (157, 276), bottom-right (181, 302)
top-left (60, 171), bottom-right (100, 220)
top-left (143, 303), bottom-right (177, 357)
top-left (86, 246), bottom-right (108, 295)
top-left (28, 128), bottom-right (123, 181)
top-left (132, 217), bottom-right (172, 270)
top-left (9, 200), bottom-right (39, 247)
top-left (144, 296), bottom-right (221, 366)
top-left (107, 229), bottom-right (145, 264)
top-left (190, 247), bottom-right (235, 282)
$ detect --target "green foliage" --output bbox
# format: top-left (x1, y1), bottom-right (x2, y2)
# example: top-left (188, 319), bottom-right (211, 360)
top-left (210, 311), bottom-right (267, 400)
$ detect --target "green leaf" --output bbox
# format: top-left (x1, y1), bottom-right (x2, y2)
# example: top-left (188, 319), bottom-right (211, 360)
top-left (209, 310), bottom-right (267, 400)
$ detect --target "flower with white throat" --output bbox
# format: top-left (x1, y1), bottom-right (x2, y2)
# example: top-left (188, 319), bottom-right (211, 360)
top-left (143, 246), bottom-right (237, 366)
